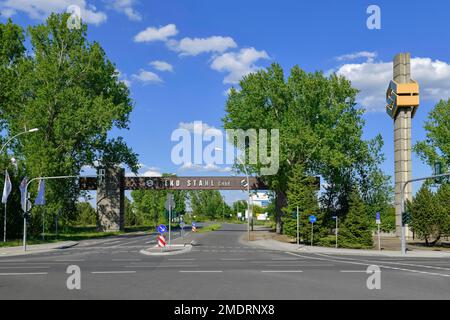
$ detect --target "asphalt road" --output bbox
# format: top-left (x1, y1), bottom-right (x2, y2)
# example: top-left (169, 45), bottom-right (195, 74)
top-left (0, 223), bottom-right (449, 299)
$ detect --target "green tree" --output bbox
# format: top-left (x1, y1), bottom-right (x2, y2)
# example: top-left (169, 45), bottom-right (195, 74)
top-left (414, 99), bottom-right (450, 174)
top-left (338, 190), bottom-right (373, 249)
top-left (75, 202), bottom-right (96, 226)
top-left (282, 163), bottom-right (321, 242)
top-left (410, 185), bottom-right (449, 246)
top-left (0, 15), bottom-right (138, 236)
top-left (223, 63), bottom-right (388, 234)
top-left (189, 190), bottom-right (226, 220)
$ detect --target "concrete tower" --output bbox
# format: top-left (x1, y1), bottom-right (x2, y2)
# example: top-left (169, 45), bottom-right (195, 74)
top-left (386, 53), bottom-right (420, 236)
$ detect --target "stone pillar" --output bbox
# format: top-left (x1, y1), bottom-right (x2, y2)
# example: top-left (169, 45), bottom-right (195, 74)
top-left (393, 53), bottom-right (413, 237)
top-left (96, 166), bottom-right (125, 232)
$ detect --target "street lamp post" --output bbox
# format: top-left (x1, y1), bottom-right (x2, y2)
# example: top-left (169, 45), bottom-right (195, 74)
top-left (22, 175), bottom-right (78, 251)
top-left (1, 128), bottom-right (39, 243)
top-left (236, 157), bottom-right (252, 241)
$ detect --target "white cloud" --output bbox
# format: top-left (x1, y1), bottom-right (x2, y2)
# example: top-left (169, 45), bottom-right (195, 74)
top-left (134, 24), bottom-right (178, 43)
top-left (0, 0), bottom-right (107, 25)
top-left (150, 60), bottom-right (173, 72)
top-left (334, 56), bottom-right (450, 112)
top-left (178, 121), bottom-right (222, 136)
top-left (109, 0), bottom-right (141, 21)
top-left (126, 164), bottom-right (162, 177)
top-left (168, 36), bottom-right (237, 56)
top-left (179, 162), bottom-right (232, 173)
top-left (211, 47), bottom-right (269, 84)
top-left (336, 51), bottom-right (377, 63)
top-left (131, 69), bottom-right (163, 84)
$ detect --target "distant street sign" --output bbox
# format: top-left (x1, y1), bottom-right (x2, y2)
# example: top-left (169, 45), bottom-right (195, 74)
top-left (376, 212), bottom-right (381, 225)
top-left (180, 222), bottom-right (185, 228)
top-left (165, 193), bottom-right (175, 211)
top-left (157, 224), bottom-right (167, 234)
top-left (309, 215), bottom-right (317, 224)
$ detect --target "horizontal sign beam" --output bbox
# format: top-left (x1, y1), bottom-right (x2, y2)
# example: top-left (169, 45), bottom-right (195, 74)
top-left (79, 176), bottom-right (270, 191)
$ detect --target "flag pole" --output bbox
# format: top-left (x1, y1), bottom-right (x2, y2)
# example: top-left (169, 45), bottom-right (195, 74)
top-left (3, 202), bottom-right (6, 243)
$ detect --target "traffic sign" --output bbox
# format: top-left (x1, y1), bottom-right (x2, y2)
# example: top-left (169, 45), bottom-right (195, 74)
top-left (180, 221), bottom-right (185, 228)
top-left (309, 215), bottom-right (317, 224)
top-left (165, 193), bottom-right (175, 210)
top-left (157, 224), bottom-right (167, 234)
top-left (157, 235), bottom-right (166, 248)
top-left (376, 212), bottom-right (381, 225)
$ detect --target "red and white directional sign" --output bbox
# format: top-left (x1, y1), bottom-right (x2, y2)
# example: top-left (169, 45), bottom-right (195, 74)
top-left (157, 235), bottom-right (166, 248)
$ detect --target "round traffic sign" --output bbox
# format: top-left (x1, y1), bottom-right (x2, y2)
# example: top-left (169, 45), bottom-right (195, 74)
top-left (157, 224), bottom-right (167, 234)
top-left (309, 215), bottom-right (317, 224)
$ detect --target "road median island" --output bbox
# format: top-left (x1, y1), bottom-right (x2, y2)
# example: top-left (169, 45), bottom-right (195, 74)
top-left (140, 244), bottom-right (192, 256)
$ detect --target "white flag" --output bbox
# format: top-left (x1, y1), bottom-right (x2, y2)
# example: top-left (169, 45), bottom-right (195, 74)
top-left (2, 170), bottom-right (12, 204)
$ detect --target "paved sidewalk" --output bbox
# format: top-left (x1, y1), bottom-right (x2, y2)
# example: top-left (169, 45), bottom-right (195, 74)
top-left (0, 241), bottom-right (78, 257)
top-left (245, 238), bottom-right (450, 258)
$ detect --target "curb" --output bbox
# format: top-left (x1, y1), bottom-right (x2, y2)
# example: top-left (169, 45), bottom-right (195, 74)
top-left (244, 238), bottom-right (450, 258)
top-left (140, 244), bottom-right (192, 256)
top-left (0, 241), bottom-right (79, 257)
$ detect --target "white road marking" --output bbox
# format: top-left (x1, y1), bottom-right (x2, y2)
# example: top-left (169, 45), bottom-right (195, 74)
top-left (0, 266), bottom-right (49, 269)
top-left (0, 272), bottom-right (48, 276)
top-left (261, 270), bottom-right (303, 273)
top-left (285, 252), bottom-right (450, 278)
top-left (221, 258), bottom-right (246, 261)
top-left (112, 259), bottom-right (141, 262)
top-left (179, 270), bottom-right (223, 273)
top-left (127, 265), bottom-right (198, 268)
top-left (54, 259), bottom-right (85, 262)
top-left (91, 271), bottom-right (136, 274)
top-left (168, 258), bottom-right (196, 261)
top-left (324, 254), bottom-right (450, 272)
top-left (340, 270), bottom-right (368, 273)
top-left (265, 264), bottom-right (334, 267)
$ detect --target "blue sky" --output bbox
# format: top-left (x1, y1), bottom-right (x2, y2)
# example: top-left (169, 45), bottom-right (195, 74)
top-left (1, 0), bottom-right (450, 204)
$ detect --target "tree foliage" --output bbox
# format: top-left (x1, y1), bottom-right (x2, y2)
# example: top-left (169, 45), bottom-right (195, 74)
top-left (338, 190), bottom-right (373, 249)
top-left (223, 63), bottom-right (389, 233)
top-left (0, 15), bottom-right (138, 236)
top-left (409, 184), bottom-right (450, 246)
top-left (414, 99), bottom-right (450, 173)
top-left (189, 190), bottom-right (229, 220)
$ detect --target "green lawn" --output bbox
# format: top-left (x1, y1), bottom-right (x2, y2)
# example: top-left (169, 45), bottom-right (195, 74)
top-left (197, 223), bottom-right (222, 233)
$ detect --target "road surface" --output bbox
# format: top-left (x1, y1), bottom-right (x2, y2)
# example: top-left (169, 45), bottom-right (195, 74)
top-left (0, 223), bottom-right (449, 299)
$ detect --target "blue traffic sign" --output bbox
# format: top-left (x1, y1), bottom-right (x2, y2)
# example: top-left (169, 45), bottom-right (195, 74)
top-left (309, 215), bottom-right (317, 224)
top-left (192, 222), bottom-right (196, 227)
top-left (376, 212), bottom-right (380, 220)
top-left (157, 224), bottom-right (167, 234)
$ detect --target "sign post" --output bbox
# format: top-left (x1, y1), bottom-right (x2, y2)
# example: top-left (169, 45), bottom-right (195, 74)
top-left (157, 224), bottom-right (167, 252)
top-left (376, 212), bottom-right (381, 251)
top-left (165, 193), bottom-right (175, 247)
top-left (332, 216), bottom-right (338, 248)
top-left (309, 215), bottom-right (316, 246)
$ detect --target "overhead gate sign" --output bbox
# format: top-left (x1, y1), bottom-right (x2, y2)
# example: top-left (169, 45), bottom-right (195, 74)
top-left (79, 176), bottom-right (270, 191)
